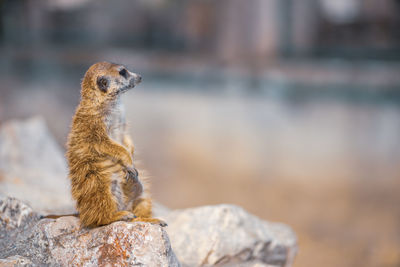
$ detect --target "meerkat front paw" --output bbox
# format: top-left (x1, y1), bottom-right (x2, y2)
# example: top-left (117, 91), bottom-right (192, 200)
top-left (123, 167), bottom-right (143, 197)
top-left (125, 166), bottom-right (139, 182)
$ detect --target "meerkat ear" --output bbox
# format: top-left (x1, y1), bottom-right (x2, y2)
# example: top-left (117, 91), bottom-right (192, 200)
top-left (97, 76), bottom-right (109, 92)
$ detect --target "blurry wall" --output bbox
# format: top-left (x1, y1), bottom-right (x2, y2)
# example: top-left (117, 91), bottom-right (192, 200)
top-left (2, 0), bottom-right (400, 62)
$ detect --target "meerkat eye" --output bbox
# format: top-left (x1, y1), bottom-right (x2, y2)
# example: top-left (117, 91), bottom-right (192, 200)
top-left (119, 68), bottom-right (128, 78)
top-left (97, 76), bottom-right (109, 92)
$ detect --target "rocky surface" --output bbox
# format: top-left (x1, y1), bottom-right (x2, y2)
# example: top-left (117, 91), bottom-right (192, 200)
top-left (0, 196), bottom-right (180, 267)
top-left (0, 117), bottom-right (297, 266)
top-left (0, 117), bottom-right (73, 213)
top-left (163, 205), bottom-right (297, 267)
top-left (0, 255), bottom-right (33, 267)
top-left (0, 196), bottom-right (40, 247)
top-left (0, 197), bottom-right (297, 267)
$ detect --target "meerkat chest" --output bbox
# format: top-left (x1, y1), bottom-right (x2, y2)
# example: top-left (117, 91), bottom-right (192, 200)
top-left (104, 100), bottom-right (133, 211)
top-left (104, 99), bottom-right (126, 144)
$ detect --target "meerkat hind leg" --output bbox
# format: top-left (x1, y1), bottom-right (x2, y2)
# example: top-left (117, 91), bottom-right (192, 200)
top-left (80, 201), bottom-right (135, 227)
top-left (76, 174), bottom-right (135, 227)
top-left (111, 210), bottom-right (136, 222)
top-left (131, 197), bottom-right (167, 227)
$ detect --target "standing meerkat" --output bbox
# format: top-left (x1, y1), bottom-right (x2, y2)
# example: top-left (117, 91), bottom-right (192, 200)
top-left (67, 61), bottom-right (165, 227)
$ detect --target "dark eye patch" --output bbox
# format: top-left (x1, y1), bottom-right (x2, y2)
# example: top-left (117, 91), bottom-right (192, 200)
top-left (97, 76), bottom-right (109, 92)
top-left (119, 68), bottom-right (127, 78)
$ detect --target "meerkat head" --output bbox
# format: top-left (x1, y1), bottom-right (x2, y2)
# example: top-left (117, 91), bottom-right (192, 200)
top-left (81, 61), bottom-right (142, 106)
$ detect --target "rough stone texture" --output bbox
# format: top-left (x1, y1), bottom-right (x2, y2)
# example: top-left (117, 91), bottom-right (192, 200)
top-left (0, 117), bottom-right (74, 213)
top-left (0, 196), bottom-right (180, 267)
top-left (0, 255), bottom-right (33, 267)
top-left (0, 196), bottom-right (39, 231)
top-left (163, 205), bottom-right (297, 267)
top-left (0, 196), bottom-right (41, 252)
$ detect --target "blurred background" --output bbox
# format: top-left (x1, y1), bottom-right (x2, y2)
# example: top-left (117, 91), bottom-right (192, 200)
top-left (1, 0), bottom-right (400, 266)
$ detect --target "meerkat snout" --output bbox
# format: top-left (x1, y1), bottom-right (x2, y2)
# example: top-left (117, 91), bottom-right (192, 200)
top-left (128, 73), bottom-right (142, 88)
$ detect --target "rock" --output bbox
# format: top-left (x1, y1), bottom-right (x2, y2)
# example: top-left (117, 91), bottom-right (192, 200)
top-left (0, 255), bottom-right (33, 267)
top-left (0, 196), bottom-right (180, 267)
top-left (0, 117), bottom-right (73, 213)
top-left (0, 196), bottom-right (39, 231)
top-left (164, 205), bottom-right (297, 267)
top-left (0, 196), bottom-right (42, 256)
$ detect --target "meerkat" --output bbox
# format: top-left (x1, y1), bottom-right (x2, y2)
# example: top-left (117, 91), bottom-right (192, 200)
top-left (65, 61), bottom-right (165, 228)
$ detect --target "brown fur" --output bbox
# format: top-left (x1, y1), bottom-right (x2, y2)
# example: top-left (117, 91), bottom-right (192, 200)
top-left (66, 62), bottom-right (165, 227)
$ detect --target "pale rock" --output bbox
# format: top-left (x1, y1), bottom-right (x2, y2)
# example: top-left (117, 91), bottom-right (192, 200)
top-left (0, 117), bottom-right (73, 213)
top-left (164, 204), bottom-right (297, 267)
top-left (0, 197), bottom-right (180, 267)
top-left (0, 255), bottom-right (33, 267)
top-left (0, 196), bottom-right (41, 251)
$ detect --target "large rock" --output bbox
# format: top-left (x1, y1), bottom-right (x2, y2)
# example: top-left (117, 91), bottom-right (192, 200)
top-left (163, 205), bottom-right (297, 267)
top-left (0, 117), bottom-right (73, 213)
top-left (0, 196), bottom-right (180, 267)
